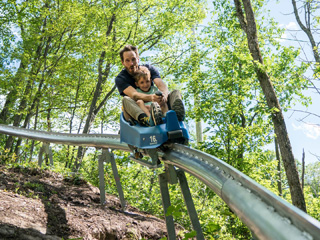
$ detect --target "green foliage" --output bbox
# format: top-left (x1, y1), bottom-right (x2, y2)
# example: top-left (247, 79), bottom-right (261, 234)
top-left (303, 161), bottom-right (320, 221)
top-left (182, 230), bottom-right (197, 240)
top-left (0, 147), bottom-right (17, 164)
top-left (1, 0), bottom-right (319, 239)
top-left (0, 0), bottom-right (207, 135)
top-left (24, 181), bottom-right (45, 192)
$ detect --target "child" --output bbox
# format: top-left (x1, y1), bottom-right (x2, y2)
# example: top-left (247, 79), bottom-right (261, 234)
top-left (133, 66), bottom-right (169, 125)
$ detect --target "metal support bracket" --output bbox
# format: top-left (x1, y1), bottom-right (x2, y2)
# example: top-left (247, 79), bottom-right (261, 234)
top-left (159, 172), bottom-right (176, 240)
top-left (177, 169), bottom-right (204, 240)
top-left (159, 167), bottom-right (204, 240)
top-left (145, 148), bottom-right (161, 166)
top-left (129, 148), bottom-right (162, 169)
top-left (165, 164), bottom-right (178, 185)
top-left (129, 155), bottom-right (162, 169)
top-left (38, 142), bottom-right (53, 167)
top-left (98, 148), bottom-right (126, 211)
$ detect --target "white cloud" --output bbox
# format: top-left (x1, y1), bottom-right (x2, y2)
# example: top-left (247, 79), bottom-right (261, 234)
top-left (285, 22), bottom-right (298, 30)
top-left (292, 123), bottom-right (320, 140)
top-left (277, 22), bottom-right (298, 42)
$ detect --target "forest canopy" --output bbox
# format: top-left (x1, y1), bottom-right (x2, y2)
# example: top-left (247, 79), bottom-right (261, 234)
top-left (0, 0), bottom-right (319, 239)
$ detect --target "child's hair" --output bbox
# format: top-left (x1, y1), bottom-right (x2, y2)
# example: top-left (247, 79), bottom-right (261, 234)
top-left (134, 66), bottom-right (151, 83)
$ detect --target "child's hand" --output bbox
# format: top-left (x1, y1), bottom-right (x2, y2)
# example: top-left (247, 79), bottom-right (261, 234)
top-left (152, 94), bottom-right (162, 103)
top-left (155, 91), bottom-right (167, 104)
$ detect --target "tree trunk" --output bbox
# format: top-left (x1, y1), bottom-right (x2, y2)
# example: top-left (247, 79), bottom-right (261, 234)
top-left (73, 15), bottom-right (116, 171)
top-left (29, 104), bottom-right (40, 162)
top-left (0, 60), bottom-right (27, 124)
top-left (5, 22), bottom-right (50, 150)
top-left (5, 75), bottom-right (35, 151)
top-left (275, 137), bottom-right (282, 196)
top-left (73, 83), bottom-right (116, 170)
top-left (301, 149), bottom-right (305, 191)
top-left (14, 77), bottom-right (46, 156)
top-left (234, 0), bottom-right (306, 212)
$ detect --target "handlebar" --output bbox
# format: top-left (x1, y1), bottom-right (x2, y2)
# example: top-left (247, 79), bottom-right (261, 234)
top-left (155, 90), bottom-right (163, 96)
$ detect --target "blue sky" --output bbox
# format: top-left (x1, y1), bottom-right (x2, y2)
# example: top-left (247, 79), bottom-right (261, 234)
top-left (266, 0), bottom-right (320, 164)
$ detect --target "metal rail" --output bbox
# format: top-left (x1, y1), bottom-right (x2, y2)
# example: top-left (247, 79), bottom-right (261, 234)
top-left (0, 124), bottom-right (130, 151)
top-left (163, 144), bottom-right (320, 240)
top-left (0, 124), bottom-right (320, 239)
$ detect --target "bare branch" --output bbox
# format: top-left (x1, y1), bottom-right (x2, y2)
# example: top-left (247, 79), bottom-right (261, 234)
top-left (291, 0), bottom-right (320, 63)
top-left (309, 151), bottom-right (320, 162)
top-left (288, 108), bottom-right (320, 119)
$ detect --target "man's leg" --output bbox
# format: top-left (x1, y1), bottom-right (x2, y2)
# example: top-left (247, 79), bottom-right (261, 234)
top-left (122, 96), bottom-right (145, 120)
top-left (167, 90), bottom-right (185, 121)
top-left (122, 96), bottom-right (153, 126)
top-left (160, 102), bottom-right (169, 116)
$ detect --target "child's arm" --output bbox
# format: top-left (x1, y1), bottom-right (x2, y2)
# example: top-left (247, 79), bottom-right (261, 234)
top-left (124, 86), bottom-right (153, 102)
top-left (153, 78), bottom-right (169, 103)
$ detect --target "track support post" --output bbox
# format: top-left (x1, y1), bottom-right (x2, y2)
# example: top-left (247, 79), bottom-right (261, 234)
top-left (98, 149), bottom-right (107, 205)
top-left (105, 149), bottom-right (127, 211)
top-left (98, 148), bottom-right (126, 210)
top-left (38, 142), bottom-right (53, 167)
top-left (177, 169), bottom-right (204, 240)
top-left (159, 172), bottom-right (176, 240)
top-left (159, 164), bottom-right (204, 240)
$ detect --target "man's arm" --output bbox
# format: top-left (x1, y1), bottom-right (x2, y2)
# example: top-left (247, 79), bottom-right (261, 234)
top-left (154, 77), bottom-right (169, 102)
top-left (123, 86), bottom-right (159, 102)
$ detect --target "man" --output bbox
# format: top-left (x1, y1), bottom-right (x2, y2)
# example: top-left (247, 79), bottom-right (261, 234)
top-left (115, 44), bottom-right (185, 126)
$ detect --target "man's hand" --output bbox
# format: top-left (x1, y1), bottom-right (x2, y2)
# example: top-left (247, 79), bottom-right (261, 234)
top-left (160, 91), bottom-right (168, 103)
top-left (151, 94), bottom-right (162, 103)
top-left (154, 78), bottom-right (168, 103)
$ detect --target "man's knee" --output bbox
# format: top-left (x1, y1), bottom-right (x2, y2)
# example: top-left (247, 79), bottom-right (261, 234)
top-left (122, 96), bottom-right (144, 121)
top-left (169, 89), bottom-right (182, 98)
top-left (170, 89), bottom-right (180, 94)
top-left (168, 89), bottom-right (182, 106)
top-left (136, 99), bottom-right (144, 106)
top-left (122, 96), bottom-right (131, 105)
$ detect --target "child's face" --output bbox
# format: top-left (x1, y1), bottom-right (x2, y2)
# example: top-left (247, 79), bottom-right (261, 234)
top-left (135, 77), bottom-right (151, 92)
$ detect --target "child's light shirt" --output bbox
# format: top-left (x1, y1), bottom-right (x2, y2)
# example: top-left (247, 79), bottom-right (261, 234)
top-left (136, 86), bottom-right (158, 106)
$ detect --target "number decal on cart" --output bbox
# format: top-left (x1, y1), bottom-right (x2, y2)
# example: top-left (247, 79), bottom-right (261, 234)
top-left (150, 135), bottom-right (157, 144)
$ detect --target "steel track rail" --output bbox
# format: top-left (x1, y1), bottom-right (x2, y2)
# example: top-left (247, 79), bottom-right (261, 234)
top-left (0, 124), bottom-right (320, 239)
top-left (0, 124), bottom-right (130, 151)
top-left (162, 144), bottom-right (320, 240)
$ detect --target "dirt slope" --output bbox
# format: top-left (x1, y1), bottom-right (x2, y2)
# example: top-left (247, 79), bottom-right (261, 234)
top-left (0, 165), bottom-right (181, 240)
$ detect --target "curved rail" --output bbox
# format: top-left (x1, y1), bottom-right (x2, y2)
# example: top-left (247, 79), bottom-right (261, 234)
top-left (0, 124), bottom-right (319, 239)
top-left (163, 144), bottom-right (320, 240)
top-left (0, 124), bottom-right (130, 151)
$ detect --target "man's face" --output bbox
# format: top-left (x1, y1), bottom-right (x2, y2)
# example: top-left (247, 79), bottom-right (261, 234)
top-left (122, 50), bottom-right (139, 75)
top-left (135, 77), bottom-right (151, 92)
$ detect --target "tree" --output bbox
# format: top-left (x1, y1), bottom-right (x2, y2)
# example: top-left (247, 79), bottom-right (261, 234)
top-left (291, 0), bottom-right (320, 65)
top-left (0, 0), bottom-right (91, 153)
top-left (70, 0), bottom-right (207, 170)
top-left (0, 0), bottom-right (206, 165)
top-left (233, 0), bottom-right (306, 211)
top-left (289, 0), bottom-right (320, 161)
